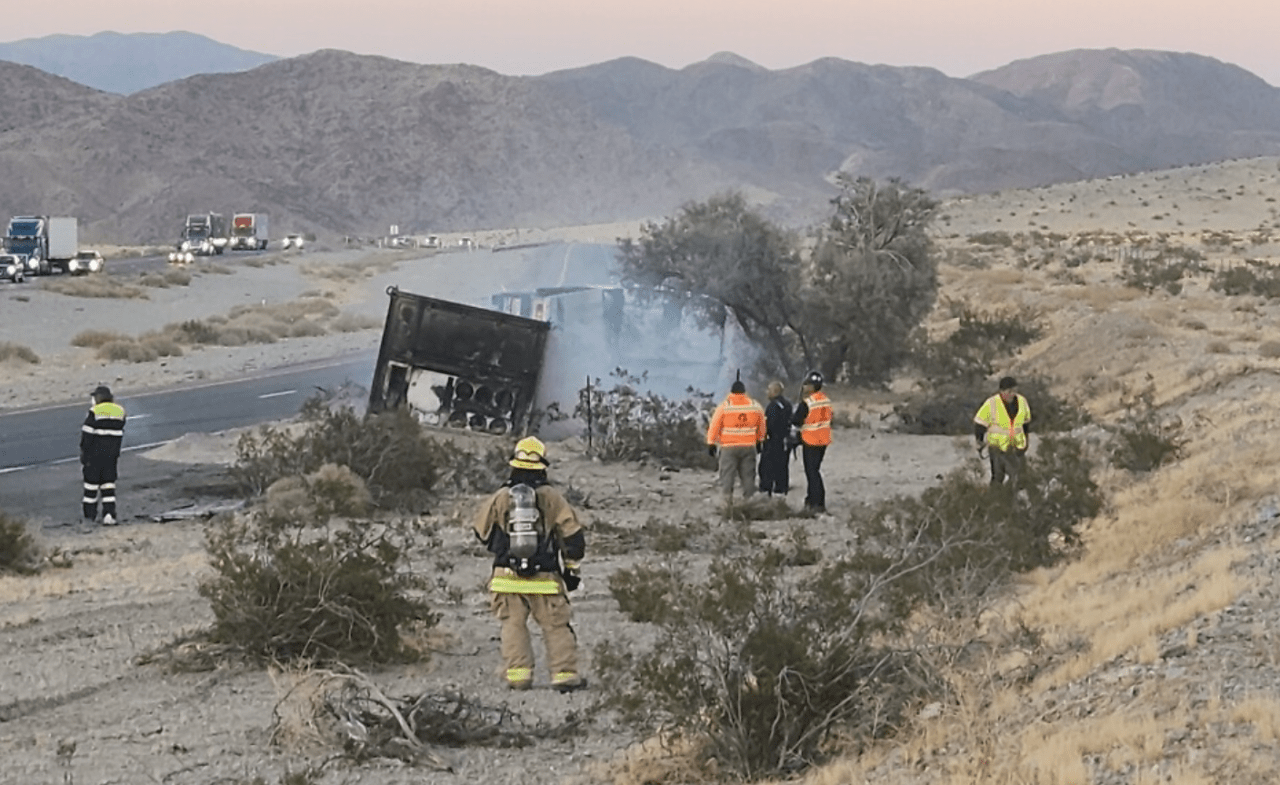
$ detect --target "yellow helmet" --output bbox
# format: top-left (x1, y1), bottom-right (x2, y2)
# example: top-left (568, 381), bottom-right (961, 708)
top-left (510, 436), bottom-right (550, 470)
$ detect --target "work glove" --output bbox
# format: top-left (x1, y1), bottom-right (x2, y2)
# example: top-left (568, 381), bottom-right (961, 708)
top-left (563, 569), bottom-right (581, 592)
top-left (976, 442), bottom-right (987, 458)
top-left (707, 445), bottom-right (717, 459)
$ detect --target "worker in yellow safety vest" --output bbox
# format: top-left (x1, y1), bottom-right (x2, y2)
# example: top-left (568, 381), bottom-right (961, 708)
top-left (973, 376), bottom-right (1032, 487)
top-left (789, 370), bottom-right (832, 513)
top-left (473, 437), bottom-right (588, 692)
top-left (706, 380), bottom-right (767, 507)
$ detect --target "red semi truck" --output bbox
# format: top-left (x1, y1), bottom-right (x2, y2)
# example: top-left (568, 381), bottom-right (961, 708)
top-left (229, 213), bottom-right (269, 251)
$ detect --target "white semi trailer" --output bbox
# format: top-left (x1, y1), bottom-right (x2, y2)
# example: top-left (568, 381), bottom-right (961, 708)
top-left (4, 216), bottom-right (78, 275)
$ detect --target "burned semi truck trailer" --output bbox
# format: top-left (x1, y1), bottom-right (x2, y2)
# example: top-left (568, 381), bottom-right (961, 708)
top-left (368, 286), bottom-right (550, 435)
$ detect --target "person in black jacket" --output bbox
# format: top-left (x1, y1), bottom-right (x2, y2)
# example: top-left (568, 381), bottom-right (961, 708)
top-left (757, 380), bottom-right (792, 496)
top-left (81, 385), bottom-right (126, 525)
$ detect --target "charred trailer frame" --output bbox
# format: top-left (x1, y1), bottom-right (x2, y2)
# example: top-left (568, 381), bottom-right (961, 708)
top-left (368, 286), bottom-right (550, 436)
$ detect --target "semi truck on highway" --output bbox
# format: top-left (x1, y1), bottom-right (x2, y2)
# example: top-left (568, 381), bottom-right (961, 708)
top-left (4, 216), bottom-right (78, 275)
top-left (169, 212), bottom-right (228, 263)
top-left (229, 213), bottom-right (269, 251)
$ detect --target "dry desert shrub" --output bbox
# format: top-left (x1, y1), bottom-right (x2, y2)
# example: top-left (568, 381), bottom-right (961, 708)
top-left (96, 339), bottom-right (158, 362)
top-left (1206, 339), bottom-right (1231, 354)
top-left (240, 254), bottom-right (286, 268)
top-left (268, 665), bottom-right (574, 767)
top-left (0, 341), bottom-right (39, 364)
top-left (71, 329), bottom-right (129, 348)
top-left (229, 398), bottom-right (504, 506)
top-left (42, 275), bottom-right (147, 299)
top-left (0, 511), bottom-right (43, 575)
top-left (138, 333), bottom-right (184, 357)
top-left (576, 369), bottom-right (716, 468)
top-left (200, 464), bottom-right (437, 665)
top-left (137, 268), bottom-right (193, 288)
top-left (329, 312), bottom-right (381, 332)
top-left (598, 435), bottom-right (1102, 781)
top-left (301, 252), bottom-right (411, 282)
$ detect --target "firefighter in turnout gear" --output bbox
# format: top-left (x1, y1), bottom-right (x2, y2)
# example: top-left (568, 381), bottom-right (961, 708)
top-left (974, 376), bottom-right (1032, 487)
top-left (81, 385), bottom-right (126, 525)
top-left (790, 371), bottom-right (832, 513)
top-left (473, 437), bottom-right (588, 692)
top-left (706, 380), bottom-right (767, 507)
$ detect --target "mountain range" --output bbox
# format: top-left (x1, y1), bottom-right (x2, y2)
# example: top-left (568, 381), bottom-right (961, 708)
top-left (0, 31), bottom-right (277, 95)
top-left (2, 38), bottom-right (1280, 244)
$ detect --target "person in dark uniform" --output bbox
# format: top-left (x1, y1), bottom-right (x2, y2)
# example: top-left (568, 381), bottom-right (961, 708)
top-left (81, 385), bottom-right (126, 525)
top-left (758, 380), bottom-right (792, 496)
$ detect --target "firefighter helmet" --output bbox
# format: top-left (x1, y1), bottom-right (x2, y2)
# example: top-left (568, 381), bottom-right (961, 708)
top-left (803, 370), bottom-right (824, 390)
top-left (510, 436), bottom-right (550, 470)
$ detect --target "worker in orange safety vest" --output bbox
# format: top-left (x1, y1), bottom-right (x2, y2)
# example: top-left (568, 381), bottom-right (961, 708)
top-left (706, 380), bottom-right (767, 508)
top-left (789, 370), bottom-right (832, 513)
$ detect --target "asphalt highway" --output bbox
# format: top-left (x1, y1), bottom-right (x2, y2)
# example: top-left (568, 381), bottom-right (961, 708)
top-left (0, 352), bottom-right (376, 472)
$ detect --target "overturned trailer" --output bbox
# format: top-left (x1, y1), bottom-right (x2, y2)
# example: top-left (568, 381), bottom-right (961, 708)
top-left (368, 286), bottom-right (549, 435)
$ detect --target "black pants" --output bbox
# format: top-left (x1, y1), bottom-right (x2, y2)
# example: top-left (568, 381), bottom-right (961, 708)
top-left (82, 459), bottom-right (119, 520)
top-left (989, 449), bottom-right (1025, 487)
top-left (802, 444), bottom-right (826, 511)
top-left (758, 443), bottom-right (790, 494)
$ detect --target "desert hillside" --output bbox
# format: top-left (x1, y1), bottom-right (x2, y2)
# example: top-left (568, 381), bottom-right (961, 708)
top-left (810, 154), bottom-right (1280, 783)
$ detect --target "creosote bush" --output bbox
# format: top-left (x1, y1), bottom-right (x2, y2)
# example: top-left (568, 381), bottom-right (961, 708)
top-left (231, 398), bottom-right (506, 506)
top-left (597, 434), bottom-right (1102, 781)
top-left (577, 369), bottom-right (714, 468)
top-left (1118, 254), bottom-right (1207, 295)
top-left (0, 511), bottom-right (43, 575)
top-left (1109, 389), bottom-right (1181, 472)
top-left (1210, 261), bottom-right (1280, 298)
top-left (199, 464), bottom-right (437, 664)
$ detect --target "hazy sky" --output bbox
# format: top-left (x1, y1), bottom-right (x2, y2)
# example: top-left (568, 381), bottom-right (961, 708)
top-left (7, 0), bottom-right (1280, 85)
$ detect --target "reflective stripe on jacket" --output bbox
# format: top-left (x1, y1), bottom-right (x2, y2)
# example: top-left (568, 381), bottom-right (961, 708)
top-left (974, 393), bottom-right (1030, 452)
top-left (706, 393), bottom-right (766, 448)
top-left (488, 566), bottom-right (565, 594)
top-left (801, 392), bottom-right (832, 446)
top-left (81, 401), bottom-right (126, 461)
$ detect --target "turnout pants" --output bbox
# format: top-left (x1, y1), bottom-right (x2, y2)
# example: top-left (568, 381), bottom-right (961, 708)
top-left (82, 459), bottom-right (118, 521)
top-left (491, 592), bottom-right (579, 687)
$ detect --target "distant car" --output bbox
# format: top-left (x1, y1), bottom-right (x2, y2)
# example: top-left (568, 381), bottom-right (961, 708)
top-left (282, 234), bottom-right (305, 251)
top-left (0, 253), bottom-right (25, 283)
top-left (67, 249), bottom-right (105, 275)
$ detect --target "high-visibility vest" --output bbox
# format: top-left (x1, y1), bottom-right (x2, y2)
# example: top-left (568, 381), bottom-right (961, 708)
top-left (707, 393), bottom-right (766, 448)
top-left (974, 393), bottom-right (1030, 452)
top-left (800, 392), bottom-right (832, 446)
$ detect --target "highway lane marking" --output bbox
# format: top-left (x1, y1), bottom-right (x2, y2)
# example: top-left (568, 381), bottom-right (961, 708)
top-left (0, 352), bottom-right (372, 417)
top-left (258, 389), bottom-right (298, 399)
top-left (0, 439), bottom-right (174, 474)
